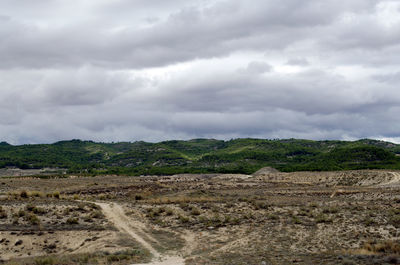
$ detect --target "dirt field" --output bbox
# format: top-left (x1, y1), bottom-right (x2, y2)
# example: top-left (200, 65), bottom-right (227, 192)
top-left (0, 169), bottom-right (399, 264)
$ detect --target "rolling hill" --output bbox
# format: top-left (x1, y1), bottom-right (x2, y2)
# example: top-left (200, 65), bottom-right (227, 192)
top-left (1, 138), bottom-right (400, 176)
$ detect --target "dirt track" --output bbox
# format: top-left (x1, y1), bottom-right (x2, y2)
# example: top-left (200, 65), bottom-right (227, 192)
top-left (93, 201), bottom-right (185, 265)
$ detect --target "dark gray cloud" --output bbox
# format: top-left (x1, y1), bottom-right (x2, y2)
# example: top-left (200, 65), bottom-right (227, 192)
top-left (0, 0), bottom-right (380, 69)
top-left (0, 0), bottom-right (399, 144)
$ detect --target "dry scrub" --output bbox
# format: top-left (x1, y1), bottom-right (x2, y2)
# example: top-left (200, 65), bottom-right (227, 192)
top-left (0, 170), bottom-right (399, 264)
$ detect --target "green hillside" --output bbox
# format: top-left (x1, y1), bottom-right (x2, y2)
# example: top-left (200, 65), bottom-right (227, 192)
top-left (1, 138), bottom-right (400, 176)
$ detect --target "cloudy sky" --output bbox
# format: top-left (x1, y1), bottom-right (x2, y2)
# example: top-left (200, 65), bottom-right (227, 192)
top-left (1, 0), bottom-right (400, 144)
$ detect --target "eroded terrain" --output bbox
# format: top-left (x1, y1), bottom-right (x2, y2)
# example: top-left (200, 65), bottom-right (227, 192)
top-left (0, 169), bottom-right (399, 264)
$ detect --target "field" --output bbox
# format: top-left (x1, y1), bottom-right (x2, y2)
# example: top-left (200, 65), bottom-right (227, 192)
top-left (0, 169), bottom-right (399, 264)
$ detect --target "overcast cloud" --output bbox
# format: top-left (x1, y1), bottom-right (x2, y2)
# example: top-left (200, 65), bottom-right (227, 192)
top-left (1, 0), bottom-right (400, 144)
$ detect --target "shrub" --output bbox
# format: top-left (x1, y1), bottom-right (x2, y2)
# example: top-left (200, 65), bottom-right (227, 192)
top-left (199, 215), bottom-right (208, 224)
top-left (26, 204), bottom-right (45, 214)
top-left (210, 215), bottom-right (223, 226)
top-left (26, 204), bottom-right (35, 211)
top-left (252, 201), bottom-right (269, 210)
top-left (66, 217), bottom-right (79, 225)
top-left (364, 217), bottom-right (375, 226)
top-left (230, 217), bottom-right (241, 225)
top-left (165, 208), bottom-right (174, 216)
top-left (322, 207), bottom-right (339, 214)
top-left (190, 207), bottom-right (201, 216)
top-left (292, 216), bottom-right (302, 224)
top-left (90, 211), bottom-right (103, 219)
top-left (223, 215), bottom-right (232, 224)
top-left (178, 215), bottom-right (189, 223)
top-left (179, 202), bottom-right (189, 210)
top-left (389, 215), bottom-right (400, 228)
top-left (88, 203), bottom-right (100, 210)
top-left (20, 190), bottom-right (28, 198)
top-left (315, 213), bottom-right (332, 223)
top-left (0, 207), bottom-right (7, 219)
top-left (34, 207), bottom-right (46, 215)
top-left (31, 191), bottom-right (44, 197)
top-left (268, 214), bottom-right (279, 220)
top-left (146, 208), bottom-right (158, 219)
top-left (76, 203), bottom-right (86, 212)
top-left (18, 209), bottom-right (26, 217)
top-left (27, 213), bottom-right (40, 225)
top-left (157, 207), bottom-right (166, 214)
top-left (12, 216), bottom-right (19, 224)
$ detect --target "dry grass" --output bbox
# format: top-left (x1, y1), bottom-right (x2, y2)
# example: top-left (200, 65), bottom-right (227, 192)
top-left (3, 248), bottom-right (151, 265)
top-left (359, 241), bottom-right (400, 255)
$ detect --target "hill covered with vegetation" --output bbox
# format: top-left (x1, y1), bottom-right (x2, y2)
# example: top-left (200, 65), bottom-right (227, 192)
top-left (1, 138), bottom-right (400, 176)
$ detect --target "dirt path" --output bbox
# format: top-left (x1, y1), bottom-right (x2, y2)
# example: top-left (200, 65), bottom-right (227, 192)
top-left (378, 172), bottom-right (400, 187)
top-left (92, 201), bottom-right (185, 265)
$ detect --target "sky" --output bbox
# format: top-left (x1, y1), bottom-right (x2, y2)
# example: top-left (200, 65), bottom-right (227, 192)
top-left (1, 0), bottom-right (400, 144)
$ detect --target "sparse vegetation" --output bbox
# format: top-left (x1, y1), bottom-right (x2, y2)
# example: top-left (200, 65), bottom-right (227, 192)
top-left (355, 240), bottom-right (400, 255)
top-left (1, 169), bottom-right (399, 265)
top-left (4, 249), bottom-right (151, 265)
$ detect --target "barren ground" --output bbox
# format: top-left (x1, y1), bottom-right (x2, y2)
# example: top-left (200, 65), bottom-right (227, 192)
top-left (0, 169), bottom-right (399, 264)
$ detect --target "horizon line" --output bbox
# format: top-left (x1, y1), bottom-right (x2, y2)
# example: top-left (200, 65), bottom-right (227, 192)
top-left (1, 137), bottom-right (396, 146)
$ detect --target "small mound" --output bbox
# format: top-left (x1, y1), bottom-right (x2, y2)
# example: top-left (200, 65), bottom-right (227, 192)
top-left (252, 167), bottom-right (280, 176)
